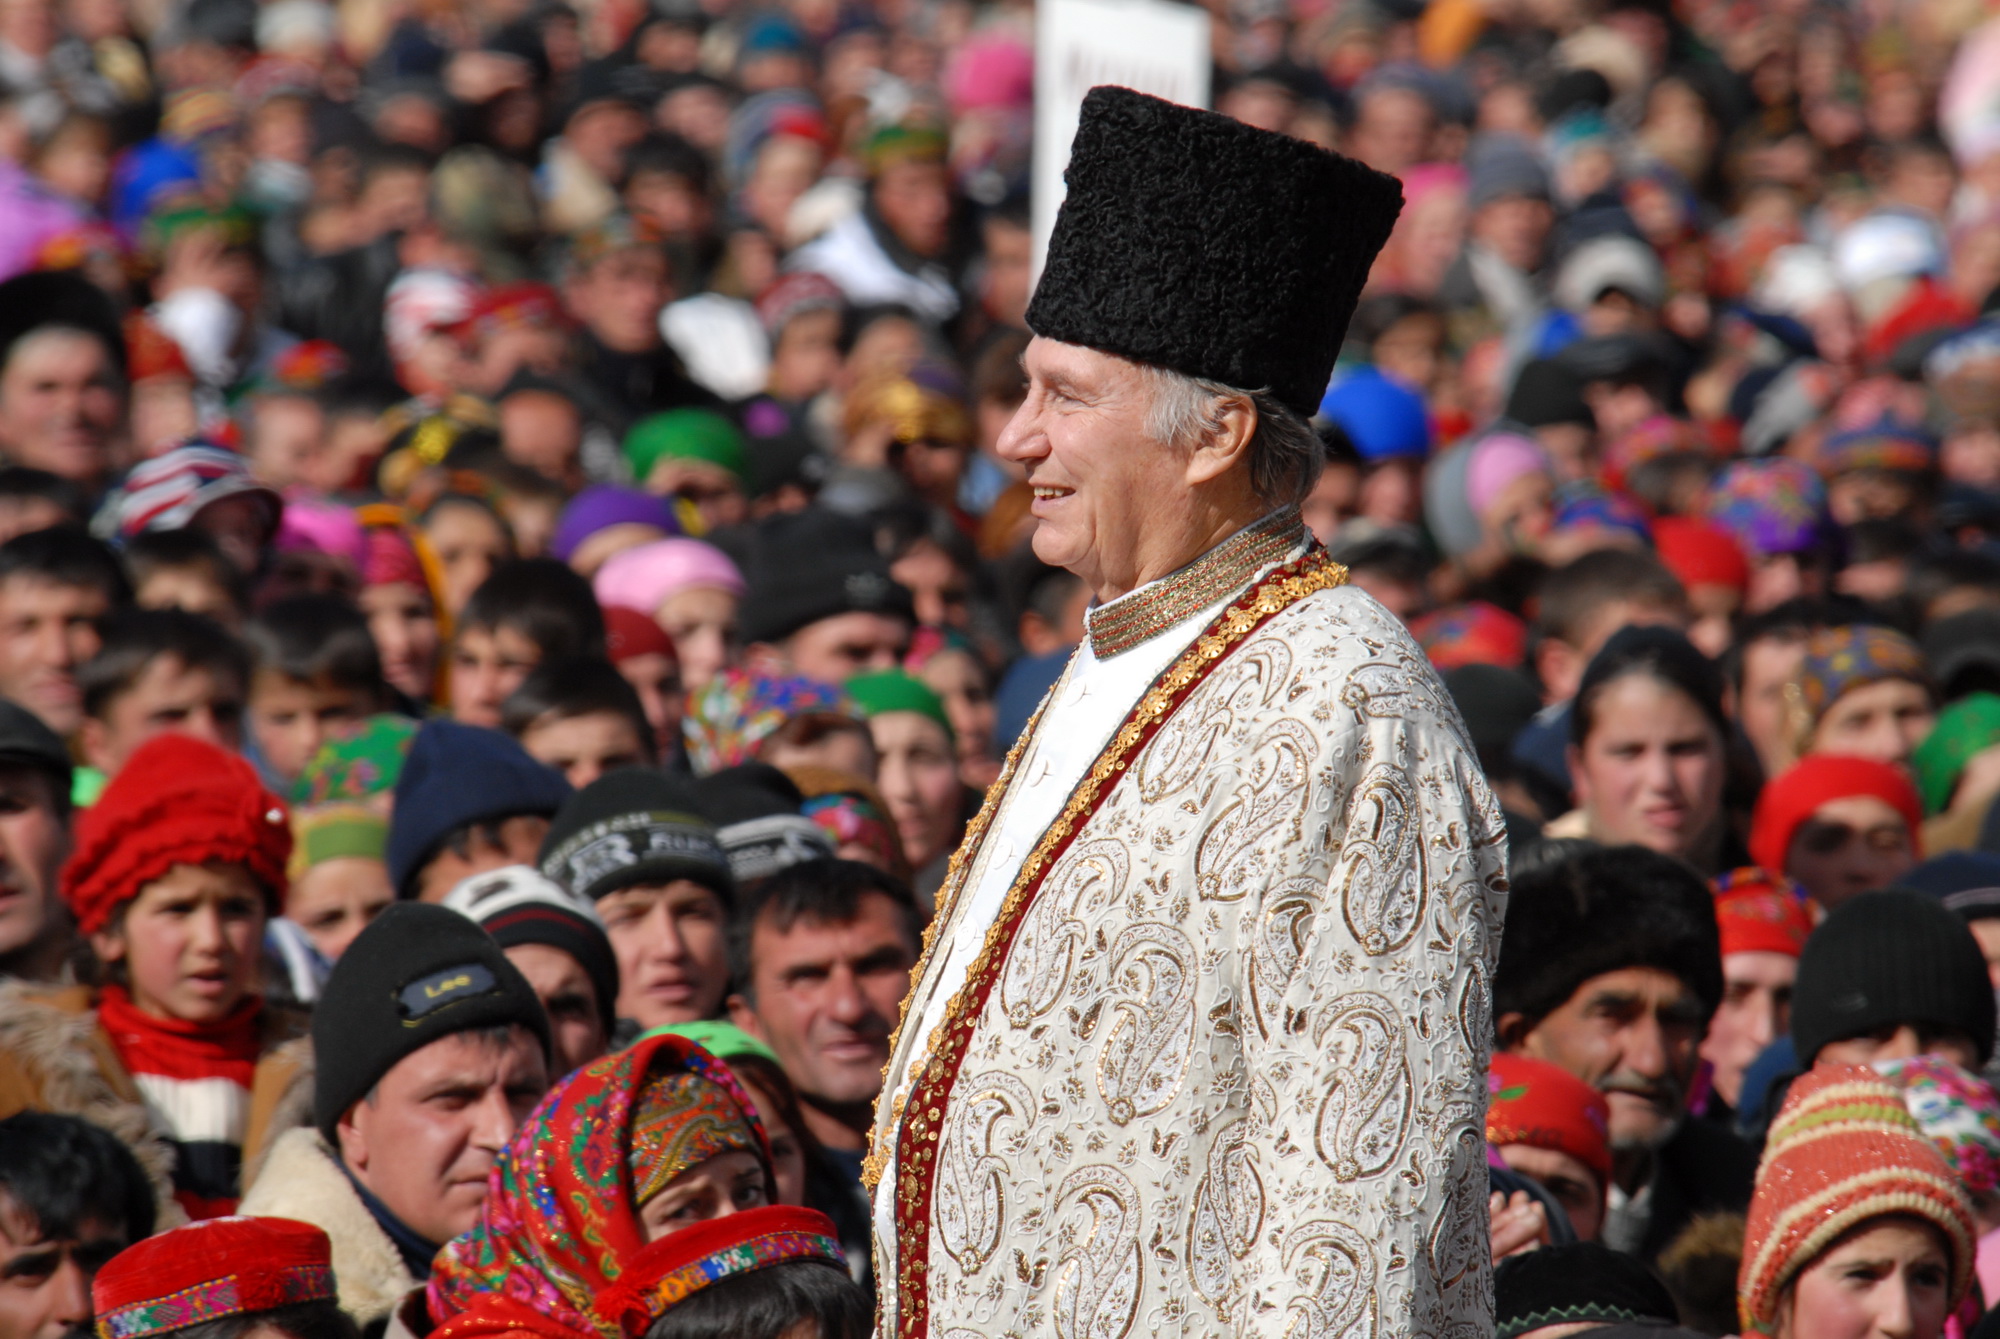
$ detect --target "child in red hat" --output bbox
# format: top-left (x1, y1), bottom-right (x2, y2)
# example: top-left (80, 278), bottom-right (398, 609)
top-left (1487, 1052), bottom-right (1614, 1243)
top-left (0, 734), bottom-right (297, 1222)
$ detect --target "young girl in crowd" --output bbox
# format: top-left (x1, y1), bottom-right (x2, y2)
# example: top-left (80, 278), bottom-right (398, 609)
top-left (0, 734), bottom-right (296, 1221)
top-left (1739, 1064), bottom-right (1977, 1339)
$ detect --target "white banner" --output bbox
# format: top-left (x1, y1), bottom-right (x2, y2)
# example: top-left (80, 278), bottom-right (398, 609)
top-left (1031, 0), bottom-right (1213, 278)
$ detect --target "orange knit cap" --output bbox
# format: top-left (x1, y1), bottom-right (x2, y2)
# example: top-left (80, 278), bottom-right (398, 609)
top-left (1737, 1063), bottom-right (1975, 1334)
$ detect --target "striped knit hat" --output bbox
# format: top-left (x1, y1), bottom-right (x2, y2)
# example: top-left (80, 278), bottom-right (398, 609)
top-left (1738, 1063), bottom-right (1975, 1334)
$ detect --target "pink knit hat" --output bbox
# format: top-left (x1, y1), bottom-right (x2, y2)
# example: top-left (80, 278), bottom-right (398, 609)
top-left (593, 538), bottom-right (745, 616)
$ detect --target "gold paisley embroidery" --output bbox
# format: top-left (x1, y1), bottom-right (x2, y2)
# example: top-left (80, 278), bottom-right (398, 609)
top-left (1095, 923), bottom-right (1197, 1125)
top-left (1249, 877), bottom-right (1323, 1042)
top-left (1279, 1221), bottom-right (1379, 1339)
top-left (1135, 639), bottom-right (1294, 805)
top-left (1052, 1166), bottom-right (1143, 1339)
top-left (934, 1072), bottom-right (1037, 1276)
top-left (1194, 716), bottom-right (1317, 902)
top-left (1187, 1116), bottom-right (1263, 1310)
top-left (1311, 993), bottom-right (1413, 1182)
top-left (1426, 1124), bottom-right (1489, 1291)
top-left (1335, 762), bottom-right (1428, 956)
top-left (1000, 839), bottom-right (1127, 1029)
top-left (871, 556), bottom-right (1349, 1197)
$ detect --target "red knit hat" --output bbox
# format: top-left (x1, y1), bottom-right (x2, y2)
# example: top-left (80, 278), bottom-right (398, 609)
top-left (1748, 754), bottom-right (1924, 881)
top-left (63, 736), bottom-right (292, 935)
top-left (1738, 1063), bottom-right (1975, 1334)
top-left (1710, 867), bottom-right (1815, 958)
top-left (1651, 515), bottom-right (1750, 595)
top-left (93, 1217), bottom-right (335, 1339)
top-left (1485, 1052), bottom-right (1612, 1182)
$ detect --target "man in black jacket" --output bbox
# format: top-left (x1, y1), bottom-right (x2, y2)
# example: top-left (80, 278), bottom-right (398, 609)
top-left (1494, 844), bottom-right (1759, 1263)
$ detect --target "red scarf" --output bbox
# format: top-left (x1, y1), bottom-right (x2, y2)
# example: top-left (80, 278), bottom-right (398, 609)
top-left (97, 986), bottom-right (263, 1218)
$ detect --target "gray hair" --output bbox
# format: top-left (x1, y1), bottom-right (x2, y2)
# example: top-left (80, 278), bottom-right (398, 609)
top-left (1140, 365), bottom-right (1323, 507)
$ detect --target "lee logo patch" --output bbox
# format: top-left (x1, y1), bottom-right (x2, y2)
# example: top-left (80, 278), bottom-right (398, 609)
top-left (398, 962), bottom-right (498, 1021)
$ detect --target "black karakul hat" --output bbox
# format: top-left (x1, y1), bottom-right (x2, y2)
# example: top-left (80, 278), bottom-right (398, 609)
top-left (1026, 86), bottom-right (1404, 416)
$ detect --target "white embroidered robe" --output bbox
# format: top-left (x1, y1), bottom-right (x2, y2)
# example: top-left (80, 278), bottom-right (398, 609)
top-left (868, 515), bottom-right (1511, 1339)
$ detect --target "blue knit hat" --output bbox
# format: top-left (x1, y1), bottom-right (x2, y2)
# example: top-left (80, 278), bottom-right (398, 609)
top-left (1319, 365), bottom-right (1431, 461)
top-left (387, 720), bottom-right (573, 897)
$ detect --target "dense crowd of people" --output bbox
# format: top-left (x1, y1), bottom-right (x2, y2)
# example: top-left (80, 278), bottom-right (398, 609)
top-left (0, 0), bottom-right (1997, 1327)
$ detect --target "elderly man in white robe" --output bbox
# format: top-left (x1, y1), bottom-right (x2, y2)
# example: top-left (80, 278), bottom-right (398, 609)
top-left (866, 87), bottom-right (1511, 1338)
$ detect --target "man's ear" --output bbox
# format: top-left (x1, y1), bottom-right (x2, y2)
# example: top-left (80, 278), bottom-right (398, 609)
top-left (335, 1103), bottom-right (369, 1173)
top-left (1183, 393), bottom-right (1258, 488)
top-left (77, 716), bottom-right (112, 775)
top-left (726, 993), bottom-right (767, 1040)
top-left (1495, 1012), bottom-right (1533, 1051)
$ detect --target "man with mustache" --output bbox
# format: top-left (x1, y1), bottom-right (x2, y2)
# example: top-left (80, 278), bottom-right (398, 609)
top-left (1495, 844), bottom-right (1757, 1262)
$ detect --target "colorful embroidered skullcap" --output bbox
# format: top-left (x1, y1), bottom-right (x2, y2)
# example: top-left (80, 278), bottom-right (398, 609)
top-left (1738, 1063), bottom-right (1975, 1334)
top-left (1814, 419), bottom-right (1938, 478)
top-left (628, 1067), bottom-right (765, 1205)
top-left (287, 803), bottom-right (388, 880)
top-left (1486, 1053), bottom-right (1612, 1181)
top-left (1795, 624), bottom-right (1931, 723)
top-left (684, 668), bottom-right (854, 774)
top-left (1709, 868), bottom-right (1814, 958)
top-left (290, 714), bottom-right (419, 806)
top-left (1411, 601), bottom-right (1527, 671)
top-left (1549, 483), bottom-right (1652, 547)
top-left (1601, 412), bottom-right (1711, 491)
top-left (93, 1217), bottom-right (336, 1339)
top-left (1705, 457), bottom-right (1827, 558)
top-left (1875, 1055), bottom-right (2000, 1199)
top-left (433, 1207), bottom-right (844, 1339)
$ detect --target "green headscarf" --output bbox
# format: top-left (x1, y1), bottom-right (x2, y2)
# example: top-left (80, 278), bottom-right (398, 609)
top-left (845, 669), bottom-right (955, 743)
top-left (623, 410), bottom-right (750, 487)
top-left (1913, 692), bottom-right (2000, 815)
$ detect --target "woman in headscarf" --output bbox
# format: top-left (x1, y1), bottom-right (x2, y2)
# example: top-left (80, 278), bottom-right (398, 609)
top-left (429, 1033), bottom-right (864, 1339)
top-left (1788, 623), bottom-right (1938, 770)
top-left (593, 538), bottom-right (746, 693)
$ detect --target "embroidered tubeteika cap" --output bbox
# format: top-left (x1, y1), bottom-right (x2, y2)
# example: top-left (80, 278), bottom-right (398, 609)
top-left (94, 1217), bottom-right (336, 1339)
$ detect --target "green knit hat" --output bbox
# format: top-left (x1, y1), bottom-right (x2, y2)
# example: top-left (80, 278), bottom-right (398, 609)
top-left (845, 670), bottom-right (954, 743)
top-left (1913, 692), bottom-right (2000, 815)
top-left (623, 409), bottom-right (750, 487)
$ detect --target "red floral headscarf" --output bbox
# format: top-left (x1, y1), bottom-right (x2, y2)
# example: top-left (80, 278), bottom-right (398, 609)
top-left (429, 1033), bottom-right (820, 1339)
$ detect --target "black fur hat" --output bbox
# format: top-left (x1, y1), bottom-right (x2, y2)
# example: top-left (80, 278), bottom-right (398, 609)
top-left (1494, 844), bottom-right (1724, 1028)
top-left (1025, 86), bottom-right (1404, 416)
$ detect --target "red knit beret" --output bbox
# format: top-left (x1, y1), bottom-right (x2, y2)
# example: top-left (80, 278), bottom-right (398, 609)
top-left (1486, 1052), bottom-right (1613, 1182)
top-left (1748, 754), bottom-right (1924, 881)
top-left (93, 1217), bottom-right (335, 1339)
top-left (63, 735), bottom-right (292, 935)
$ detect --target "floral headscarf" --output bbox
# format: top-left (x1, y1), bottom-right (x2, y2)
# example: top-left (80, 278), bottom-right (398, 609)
top-left (428, 1034), bottom-right (775, 1339)
top-left (683, 668), bottom-right (855, 774)
top-left (1875, 1056), bottom-right (2000, 1200)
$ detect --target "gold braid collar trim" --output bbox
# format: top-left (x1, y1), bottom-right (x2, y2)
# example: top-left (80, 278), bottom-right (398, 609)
top-left (867, 547), bottom-right (1347, 1339)
top-left (1083, 507), bottom-right (1309, 659)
